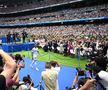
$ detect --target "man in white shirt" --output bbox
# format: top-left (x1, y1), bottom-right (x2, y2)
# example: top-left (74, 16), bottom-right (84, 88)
top-left (92, 66), bottom-right (108, 90)
top-left (30, 45), bottom-right (39, 71)
top-left (50, 61), bottom-right (61, 90)
top-left (41, 62), bottom-right (58, 90)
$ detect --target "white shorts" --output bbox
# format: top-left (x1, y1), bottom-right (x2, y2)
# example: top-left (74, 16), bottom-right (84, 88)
top-left (32, 55), bottom-right (37, 61)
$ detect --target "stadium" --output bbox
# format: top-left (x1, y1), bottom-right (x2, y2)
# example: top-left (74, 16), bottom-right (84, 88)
top-left (0, 0), bottom-right (108, 90)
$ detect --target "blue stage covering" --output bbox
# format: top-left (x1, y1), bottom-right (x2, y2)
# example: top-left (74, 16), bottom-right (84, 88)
top-left (19, 58), bottom-right (76, 90)
top-left (20, 58), bottom-right (89, 90)
top-left (0, 36), bottom-right (21, 43)
top-left (2, 42), bottom-right (35, 52)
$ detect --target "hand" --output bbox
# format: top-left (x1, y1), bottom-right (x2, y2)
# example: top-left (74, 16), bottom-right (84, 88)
top-left (79, 79), bottom-right (96, 90)
top-left (86, 79), bottom-right (96, 86)
top-left (0, 49), bottom-right (4, 54)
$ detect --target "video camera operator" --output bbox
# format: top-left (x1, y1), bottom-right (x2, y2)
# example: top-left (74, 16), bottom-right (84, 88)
top-left (85, 54), bottom-right (108, 90)
top-left (67, 69), bottom-right (96, 90)
top-left (85, 55), bottom-right (108, 74)
top-left (92, 66), bottom-right (108, 90)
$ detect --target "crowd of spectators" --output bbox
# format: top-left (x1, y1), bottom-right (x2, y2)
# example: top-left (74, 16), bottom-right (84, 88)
top-left (0, 24), bottom-right (108, 90)
top-left (0, 1), bottom-right (108, 90)
top-left (0, 24), bottom-right (107, 58)
top-left (0, 24), bottom-right (107, 41)
top-left (0, 0), bottom-right (73, 13)
top-left (0, 4), bottom-right (108, 24)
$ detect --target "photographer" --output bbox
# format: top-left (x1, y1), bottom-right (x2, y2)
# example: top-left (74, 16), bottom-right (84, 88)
top-left (86, 55), bottom-right (108, 73)
top-left (92, 66), bottom-right (108, 90)
top-left (85, 55), bottom-right (108, 90)
top-left (70, 71), bottom-right (96, 90)
top-left (18, 75), bottom-right (34, 90)
top-left (71, 69), bottom-right (85, 89)
top-left (15, 54), bottom-right (25, 68)
top-left (18, 76), bottom-right (29, 90)
top-left (28, 82), bottom-right (37, 90)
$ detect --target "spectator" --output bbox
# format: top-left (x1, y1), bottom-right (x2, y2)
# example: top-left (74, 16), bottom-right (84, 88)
top-left (71, 72), bottom-right (96, 90)
top-left (43, 42), bottom-right (49, 52)
top-left (0, 50), bottom-right (16, 90)
top-left (15, 54), bottom-right (25, 68)
top-left (92, 66), bottom-right (108, 90)
top-left (28, 82), bottom-right (38, 90)
top-left (50, 60), bottom-right (61, 90)
top-left (41, 62), bottom-right (58, 90)
top-left (18, 76), bottom-right (29, 90)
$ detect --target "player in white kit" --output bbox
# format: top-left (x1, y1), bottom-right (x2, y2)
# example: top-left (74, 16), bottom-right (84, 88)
top-left (30, 45), bottom-right (39, 71)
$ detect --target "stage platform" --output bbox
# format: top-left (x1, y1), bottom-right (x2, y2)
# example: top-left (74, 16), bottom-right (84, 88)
top-left (20, 58), bottom-right (76, 90)
top-left (2, 42), bottom-right (35, 52)
top-left (20, 58), bottom-right (89, 90)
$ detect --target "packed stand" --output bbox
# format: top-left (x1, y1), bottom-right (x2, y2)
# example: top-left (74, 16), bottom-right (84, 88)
top-left (0, 24), bottom-right (107, 57)
top-left (0, 4), bottom-right (108, 24)
top-left (0, 0), bottom-right (73, 13)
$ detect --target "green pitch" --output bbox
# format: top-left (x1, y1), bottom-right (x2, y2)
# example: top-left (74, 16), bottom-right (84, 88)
top-left (13, 48), bottom-right (87, 69)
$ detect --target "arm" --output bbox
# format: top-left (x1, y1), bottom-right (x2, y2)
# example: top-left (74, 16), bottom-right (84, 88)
top-left (28, 81), bottom-right (33, 90)
top-left (78, 79), bottom-right (96, 90)
top-left (0, 50), bottom-right (16, 80)
top-left (71, 73), bottom-right (78, 89)
top-left (17, 59), bottom-right (25, 68)
top-left (56, 61), bottom-right (60, 67)
top-left (12, 66), bottom-right (20, 84)
top-left (18, 60), bottom-right (25, 68)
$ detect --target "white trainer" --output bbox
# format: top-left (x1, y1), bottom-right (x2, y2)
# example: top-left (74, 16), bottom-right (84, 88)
top-left (36, 67), bottom-right (39, 71)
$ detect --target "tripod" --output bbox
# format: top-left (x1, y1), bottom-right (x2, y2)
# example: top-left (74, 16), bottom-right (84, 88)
top-left (35, 80), bottom-right (44, 90)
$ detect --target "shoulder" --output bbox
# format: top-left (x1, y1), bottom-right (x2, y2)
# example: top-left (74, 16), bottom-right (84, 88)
top-left (31, 87), bottom-right (38, 90)
top-left (51, 70), bottom-right (58, 75)
top-left (19, 82), bottom-right (27, 89)
top-left (54, 67), bottom-right (61, 71)
top-left (98, 71), bottom-right (108, 79)
top-left (51, 67), bottom-right (60, 73)
top-left (41, 71), bottom-right (46, 75)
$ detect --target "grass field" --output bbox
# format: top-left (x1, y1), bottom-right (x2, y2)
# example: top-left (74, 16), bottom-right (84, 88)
top-left (13, 48), bottom-right (88, 69)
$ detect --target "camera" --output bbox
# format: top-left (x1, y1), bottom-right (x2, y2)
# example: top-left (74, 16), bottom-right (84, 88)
top-left (27, 74), bottom-right (32, 84)
top-left (15, 54), bottom-right (23, 62)
top-left (76, 67), bottom-right (85, 76)
top-left (87, 55), bottom-right (108, 71)
top-left (85, 63), bottom-right (94, 71)
top-left (65, 87), bottom-right (72, 90)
